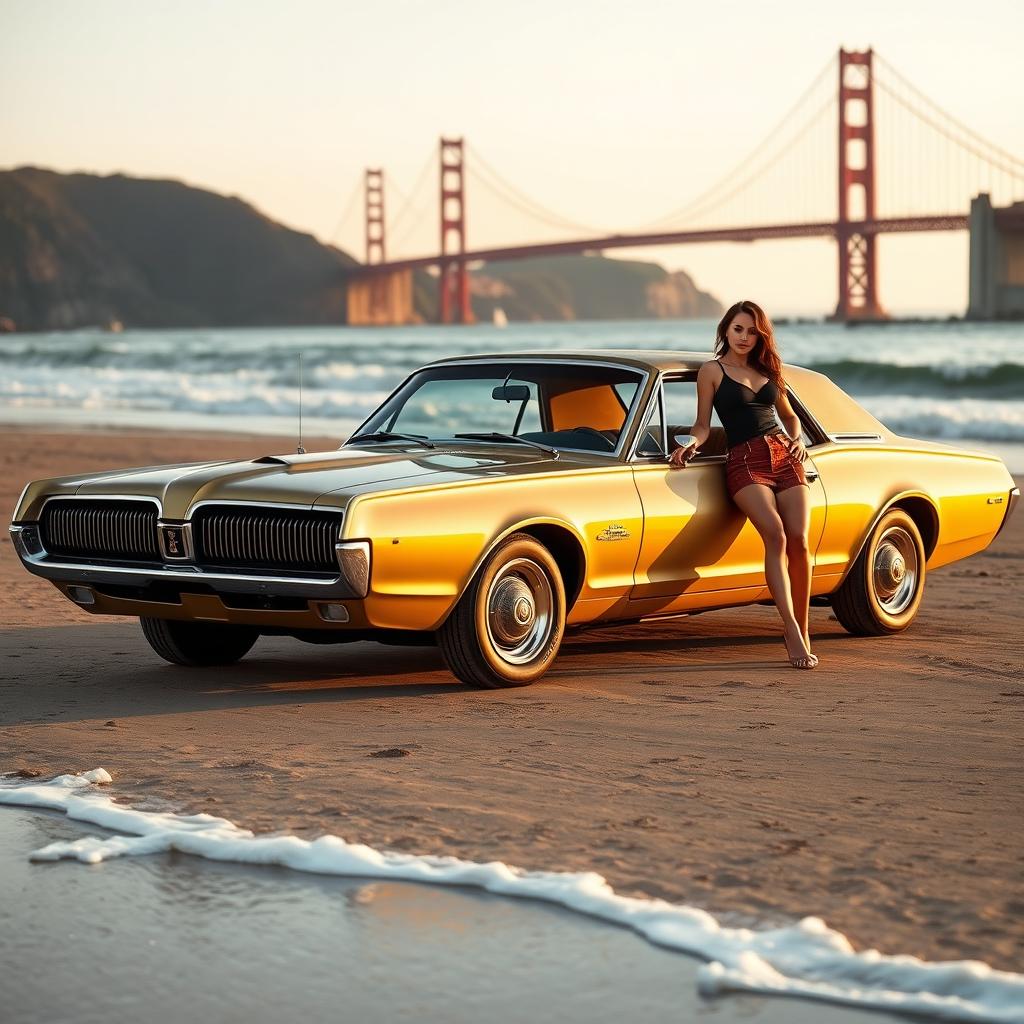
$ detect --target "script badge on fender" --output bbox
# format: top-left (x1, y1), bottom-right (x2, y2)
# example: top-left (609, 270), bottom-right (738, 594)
top-left (596, 524), bottom-right (631, 542)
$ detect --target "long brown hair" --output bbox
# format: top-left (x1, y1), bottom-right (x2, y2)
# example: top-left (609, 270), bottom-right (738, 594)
top-left (714, 300), bottom-right (785, 391)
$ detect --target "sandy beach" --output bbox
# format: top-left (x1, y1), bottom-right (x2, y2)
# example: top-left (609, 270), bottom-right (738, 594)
top-left (1, 426), bottom-right (1022, 973)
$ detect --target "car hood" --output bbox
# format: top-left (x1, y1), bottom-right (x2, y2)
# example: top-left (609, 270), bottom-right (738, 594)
top-left (61, 445), bottom-right (572, 519)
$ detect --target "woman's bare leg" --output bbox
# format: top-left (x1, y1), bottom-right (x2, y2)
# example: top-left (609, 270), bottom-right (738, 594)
top-left (776, 484), bottom-right (814, 656)
top-left (732, 483), bottom-right (814, 668)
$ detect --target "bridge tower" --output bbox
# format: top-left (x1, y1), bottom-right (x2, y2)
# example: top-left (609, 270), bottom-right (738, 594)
top-left (347, 170), bottom-right (413, 326)
top-left (834, 48), bottom-right (885, 320)
top-left (439, 137), bottom-right (473, 324)
top-left (364, 168), bottom-right (391, 320)
top-left (365, 168), bottom-right (386, 265)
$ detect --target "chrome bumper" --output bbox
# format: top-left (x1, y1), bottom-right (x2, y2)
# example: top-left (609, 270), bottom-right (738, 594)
top-left (994, 486), bottom-right (1020, 540)
top-left (10, 524), bottom-right (370, 600)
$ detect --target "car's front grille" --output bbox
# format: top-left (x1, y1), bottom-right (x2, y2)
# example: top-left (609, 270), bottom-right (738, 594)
top-left (192, 506), bottom-right (342, 573)
top-left (40, 499), bottom-right (160, 560)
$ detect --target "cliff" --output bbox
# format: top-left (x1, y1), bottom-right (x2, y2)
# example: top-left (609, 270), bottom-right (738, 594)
top-left (0, 167), bottom-right (356, 330)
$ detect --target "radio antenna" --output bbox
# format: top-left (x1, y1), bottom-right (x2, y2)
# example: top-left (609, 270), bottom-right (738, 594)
top-left (297, 353), bottom-right (306, 455)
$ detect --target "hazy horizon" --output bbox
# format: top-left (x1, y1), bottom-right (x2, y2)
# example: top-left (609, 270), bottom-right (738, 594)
top-left (3, 0), bottom-right (1023, 318)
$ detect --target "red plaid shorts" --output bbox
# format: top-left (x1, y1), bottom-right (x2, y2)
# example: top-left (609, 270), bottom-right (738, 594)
top-left (725, 433), bottom-right (807, 499)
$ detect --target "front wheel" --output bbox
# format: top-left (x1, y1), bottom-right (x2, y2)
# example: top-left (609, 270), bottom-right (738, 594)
top-left (438, 533), bottom-right (566, 688)
top-left (831, 509), bottom-right (926, 635)
top-left (140, 617), bottom-right (259, 666)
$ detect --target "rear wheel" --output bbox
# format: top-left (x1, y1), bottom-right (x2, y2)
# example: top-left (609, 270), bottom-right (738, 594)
top-left (438, 533), bottom-right (565, 688)
top-left (831, 509), bottom-right (926, 635)
top-left (140, 617), bottom-right (259, 666)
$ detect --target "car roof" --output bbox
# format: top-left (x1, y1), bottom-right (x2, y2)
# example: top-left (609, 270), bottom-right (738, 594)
top-left (427, 349), bottom-right (885, 434)
top-left (431, 349), bottom-right (713, 373)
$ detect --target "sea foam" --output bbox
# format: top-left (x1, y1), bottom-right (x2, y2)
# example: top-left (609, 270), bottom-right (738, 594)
top-left (1, 770), bottom-right (1021, 1023)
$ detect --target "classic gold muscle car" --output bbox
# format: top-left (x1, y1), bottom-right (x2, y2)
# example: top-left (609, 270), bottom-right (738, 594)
top-left (10, 351), bottom-right (1019, 686)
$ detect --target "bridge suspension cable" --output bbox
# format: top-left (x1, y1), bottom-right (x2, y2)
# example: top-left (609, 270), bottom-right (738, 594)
top-left (872, 53), bottom-right (1024, 218)
top-left (326, 177), bottom-right (364, 247)
top-left (466, 142), bottom-right (613, 236)
top-left (633, 54), bottom-right (838, 232)
top-left (385, 152), bottom-right (437, 254)
top-left (874, 54), bottom-right (1024, 177)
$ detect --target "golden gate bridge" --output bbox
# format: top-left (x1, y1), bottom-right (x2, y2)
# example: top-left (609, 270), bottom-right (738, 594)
top-left (335, 49), bottom-right (1024, 324)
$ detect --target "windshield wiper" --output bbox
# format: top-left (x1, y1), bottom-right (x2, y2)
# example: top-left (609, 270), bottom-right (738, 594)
top-left (453, 432), bottom-right (559, 458)
top-left (347, 431), bottom-right (436, 450)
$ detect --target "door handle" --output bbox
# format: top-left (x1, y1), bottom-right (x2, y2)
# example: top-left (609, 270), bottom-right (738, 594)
top-left (805, 465), bottom-right (819, 482)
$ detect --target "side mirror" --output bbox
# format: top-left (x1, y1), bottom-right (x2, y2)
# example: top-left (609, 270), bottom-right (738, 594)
top-left (671, 434), bottom-right (698, 460)
top-left (492, 384), bottom-right (531, 402)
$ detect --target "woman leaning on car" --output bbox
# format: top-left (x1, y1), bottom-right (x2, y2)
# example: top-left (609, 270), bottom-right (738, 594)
top-left (670, 299), bottom-right (817, 670)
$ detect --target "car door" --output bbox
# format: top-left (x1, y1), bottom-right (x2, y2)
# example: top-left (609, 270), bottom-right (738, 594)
top-left (627, 374), bottom-right (827, 615)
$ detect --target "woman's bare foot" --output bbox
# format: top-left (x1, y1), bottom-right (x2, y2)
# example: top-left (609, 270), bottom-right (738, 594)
top-left (785, 624), bottom-right (817, 670)
top-left (803, 630), bottom-right (817, 664)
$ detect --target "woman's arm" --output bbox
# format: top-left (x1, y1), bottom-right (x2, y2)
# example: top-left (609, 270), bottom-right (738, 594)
top-left (669, 361), bottom-right (717, 467)
top-left (775, 388), bottom-right (808, 462)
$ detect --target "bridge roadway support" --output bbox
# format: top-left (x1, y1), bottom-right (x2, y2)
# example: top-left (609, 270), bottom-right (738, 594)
top-left (346, 269), bottom-right (415, 326)
top-left (968, 194), bottom-right (1024, 319)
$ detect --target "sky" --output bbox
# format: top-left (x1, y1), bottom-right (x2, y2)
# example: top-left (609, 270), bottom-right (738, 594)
top-left (2, 0), bottom-right (1023, 316)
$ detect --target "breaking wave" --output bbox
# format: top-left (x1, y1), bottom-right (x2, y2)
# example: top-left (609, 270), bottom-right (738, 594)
top-left (804, 360), bottom-right (1024, 399)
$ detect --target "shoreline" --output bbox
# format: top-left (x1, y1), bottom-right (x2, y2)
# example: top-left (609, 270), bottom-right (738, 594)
top-left (1, 429), bottom-right (1022, 972)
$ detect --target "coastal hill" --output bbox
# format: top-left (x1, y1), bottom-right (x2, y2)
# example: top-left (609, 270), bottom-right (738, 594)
top-left (465, 254), bottom-right (721, 323)
top-left (0, 168), bottom-right (720, 330)
top-left (0, 167), bottom-right (356, 331)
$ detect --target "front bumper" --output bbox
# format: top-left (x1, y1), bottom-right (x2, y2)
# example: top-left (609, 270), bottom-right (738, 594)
top-left (10, 524), bottom-right (370, 601)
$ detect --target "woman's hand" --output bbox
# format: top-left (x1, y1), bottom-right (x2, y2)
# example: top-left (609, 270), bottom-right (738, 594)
top-left (783, 436), bottom-right (808, 462)
top-left (668, 442), bottom-right (697, 469)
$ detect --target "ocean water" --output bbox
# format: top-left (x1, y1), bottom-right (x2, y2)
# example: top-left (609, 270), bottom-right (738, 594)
top-left (1, 319), bottom-right (1022, 470)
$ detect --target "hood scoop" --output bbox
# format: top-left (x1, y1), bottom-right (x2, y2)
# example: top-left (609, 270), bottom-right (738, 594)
top-left (252, 455), bottom-right (289, 465)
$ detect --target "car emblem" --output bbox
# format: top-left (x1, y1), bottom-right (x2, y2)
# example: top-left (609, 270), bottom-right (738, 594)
top-left (596, 523), bottom-right (631, 542)
top-left (159, 524), bottom-right (190, 560)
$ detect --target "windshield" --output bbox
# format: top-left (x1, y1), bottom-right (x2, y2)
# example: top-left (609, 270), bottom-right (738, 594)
top-left (350, 362), bottom-right (647, 455)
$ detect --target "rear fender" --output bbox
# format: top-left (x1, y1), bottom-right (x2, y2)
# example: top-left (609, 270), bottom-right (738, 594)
top-left (835, 491), bottom-right (938, 588)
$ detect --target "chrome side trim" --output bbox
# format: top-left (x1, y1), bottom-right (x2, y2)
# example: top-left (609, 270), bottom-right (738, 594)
top-left (830, 432), bottom-right (885, 443)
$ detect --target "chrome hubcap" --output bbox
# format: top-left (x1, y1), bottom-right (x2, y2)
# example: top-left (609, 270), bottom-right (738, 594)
top-left (873, 527), bottom-right (918, 615)
top-left (486, 558), bottom-right (553, 664)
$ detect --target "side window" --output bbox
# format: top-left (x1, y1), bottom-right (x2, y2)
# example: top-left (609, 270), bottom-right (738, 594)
top-left (662, 378), bottom-right (726, 458)
top-left (636, 392), bottom-right (664, 456)
top-left (634, 375), bottom-right (728, 460)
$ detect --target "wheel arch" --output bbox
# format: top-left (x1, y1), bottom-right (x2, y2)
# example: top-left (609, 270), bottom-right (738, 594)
top-left (444, 518), bottom-right (587, 625)
top-left (836, 490), bottom-right (938, 589)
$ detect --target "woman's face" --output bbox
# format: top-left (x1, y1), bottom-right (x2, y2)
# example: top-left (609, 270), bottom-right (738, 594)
top-left (725, 311), bottom-right (760, 357)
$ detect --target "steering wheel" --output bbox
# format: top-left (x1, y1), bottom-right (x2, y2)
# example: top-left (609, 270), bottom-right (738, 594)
top-left (571, 426), bottom-right (617, 451)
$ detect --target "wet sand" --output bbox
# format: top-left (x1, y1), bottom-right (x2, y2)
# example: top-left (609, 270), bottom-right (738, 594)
top-left (1, 427), bottom-right (1022, 971)
top-left (1, 806), bottom-right (908, 1024)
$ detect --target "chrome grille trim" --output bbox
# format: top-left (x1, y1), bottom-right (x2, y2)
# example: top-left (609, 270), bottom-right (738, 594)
top-left (40, 499), bottom-right (160, 560)
top-left (192, 505), bottom-right (342, 573)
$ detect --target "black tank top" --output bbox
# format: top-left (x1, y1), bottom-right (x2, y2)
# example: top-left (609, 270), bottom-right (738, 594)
top-left (712, 360), bottom-right (783, 449)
